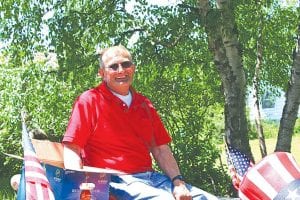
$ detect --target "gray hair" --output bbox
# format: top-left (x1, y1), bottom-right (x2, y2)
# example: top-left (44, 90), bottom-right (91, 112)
top-left (97, 45), bottom-right (132, 68)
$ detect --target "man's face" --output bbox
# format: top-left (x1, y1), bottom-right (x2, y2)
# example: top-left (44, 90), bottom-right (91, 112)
top-left (99, 48), bottom-right (135, 95)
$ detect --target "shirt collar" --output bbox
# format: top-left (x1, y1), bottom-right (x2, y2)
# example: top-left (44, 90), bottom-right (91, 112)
top-left (97, 81), bottom-right (136, 99)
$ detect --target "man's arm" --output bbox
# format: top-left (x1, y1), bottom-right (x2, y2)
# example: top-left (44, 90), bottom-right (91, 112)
top-left (63, 143), bottom-right (83, 169)
top-left (151, 144), bottom-right (191, 200)
top-left (151, 144), bottom-right (181, 181)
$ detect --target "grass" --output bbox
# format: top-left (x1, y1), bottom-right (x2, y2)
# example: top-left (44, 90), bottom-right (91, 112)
top-left (219, 134), bottom-right (300, 174)
top-left (0, 192), bottom-right (15, 200)
top-left (250, 134), bottom-right (300, 164)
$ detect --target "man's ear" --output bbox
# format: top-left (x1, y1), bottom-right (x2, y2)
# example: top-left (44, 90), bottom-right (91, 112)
top-left (98, 68), bottom-right (104, 78)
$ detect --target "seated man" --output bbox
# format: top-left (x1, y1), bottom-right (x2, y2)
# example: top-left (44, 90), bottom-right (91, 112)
top-left (63, 45), bottom-right (218, 200)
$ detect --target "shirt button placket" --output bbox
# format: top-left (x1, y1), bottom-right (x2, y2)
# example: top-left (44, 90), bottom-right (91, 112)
top-left (122, 103), bottom-right (129, 112)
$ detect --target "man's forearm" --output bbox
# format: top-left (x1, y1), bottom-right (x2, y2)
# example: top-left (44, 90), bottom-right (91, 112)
top-left (151, 145), bottom-right (182, 180)
top-left (63, 143), bottom-right (83, 169)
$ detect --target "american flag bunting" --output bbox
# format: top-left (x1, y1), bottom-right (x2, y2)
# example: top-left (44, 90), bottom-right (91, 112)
top-left (226, 145), bottom-right (254, 190)
top-left (239, 152), bottom-right (300, 200)
top-left (17, 113), bottom-right (55, 200)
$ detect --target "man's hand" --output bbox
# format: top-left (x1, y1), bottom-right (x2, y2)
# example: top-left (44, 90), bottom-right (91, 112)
top-left (173, 180), bottom-right (192, 200)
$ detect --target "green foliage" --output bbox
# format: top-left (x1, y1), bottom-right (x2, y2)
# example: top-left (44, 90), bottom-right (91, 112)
top-left (248, 120), bottom-right (280, 139)
top-left (262, 120), bottom-right (281, 138)
top-left (0, 55), bottom-right (92, 191)
top-left (0, 175), bottom-right (16, 199)
top-left (294, 118), bottom-right (300, 134)
top-left (236, 1), bottom-right (297, 91)
top-left (0, 192), bottom-right (15, 200)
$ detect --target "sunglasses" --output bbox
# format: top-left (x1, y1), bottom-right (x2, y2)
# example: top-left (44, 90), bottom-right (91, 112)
top-left (107, 61), bottom-right (133, 71)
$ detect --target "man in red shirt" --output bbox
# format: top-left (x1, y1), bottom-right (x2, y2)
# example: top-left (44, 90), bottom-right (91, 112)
top-left (63, 45), bottom-right (218, 200)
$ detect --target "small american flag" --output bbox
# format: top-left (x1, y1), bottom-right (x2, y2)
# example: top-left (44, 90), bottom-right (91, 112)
top-left (226, 145), bottom-right (254, 190)
top-left (17, 113), bottom-right (55, 200)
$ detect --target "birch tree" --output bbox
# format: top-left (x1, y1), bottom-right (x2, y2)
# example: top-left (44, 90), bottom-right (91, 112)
top-left (275, 23), bottom-right (300, 152)
top-left (198, 0), bottom-right (253, 159)
top-left (251, 0), bottom-right (267, 158)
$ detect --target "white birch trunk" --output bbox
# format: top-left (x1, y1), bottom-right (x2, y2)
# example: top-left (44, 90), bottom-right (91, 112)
top-left (275, 25), bottom-right (300, 152)
top-left (199, 0), bottom-right (253, 159)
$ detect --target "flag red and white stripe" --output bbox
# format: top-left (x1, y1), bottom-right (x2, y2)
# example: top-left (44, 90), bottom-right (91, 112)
top-left (17, 112), bottom-right (55, 200)
top-left (23, 150), bottom-right (55, 200)
top-left (239, 152), bottom-right (300, 200)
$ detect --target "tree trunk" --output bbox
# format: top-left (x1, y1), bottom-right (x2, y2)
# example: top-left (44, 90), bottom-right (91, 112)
top-left (275, 24), bottom-right (300, 152)
top-left (252, 1), bottom-right (267, 158)
top-left (198, 0), bottom-right (253, 160)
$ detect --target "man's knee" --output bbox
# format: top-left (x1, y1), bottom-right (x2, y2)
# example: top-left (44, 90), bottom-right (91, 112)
top-left (110, 182), bottom-right (174, 199)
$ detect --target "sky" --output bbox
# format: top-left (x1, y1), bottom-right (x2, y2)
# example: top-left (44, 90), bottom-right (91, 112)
top-left (126, 0), bottom-right (180, 12)
top-left (147, 0), bottom-right (179, 6)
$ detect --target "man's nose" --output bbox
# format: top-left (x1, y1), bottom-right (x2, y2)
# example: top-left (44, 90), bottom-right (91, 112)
top-left (117, 63), bottom-right (124, 72)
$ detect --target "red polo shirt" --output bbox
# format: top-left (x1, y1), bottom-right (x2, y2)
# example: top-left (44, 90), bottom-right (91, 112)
top-left (63, 82), bottom-right (171, 173)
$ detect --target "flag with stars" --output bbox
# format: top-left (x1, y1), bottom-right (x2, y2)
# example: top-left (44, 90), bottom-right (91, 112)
top-left (226, 145), bottom-right (254, 190)
top-left (17, 113), bottom-right (55, 200)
